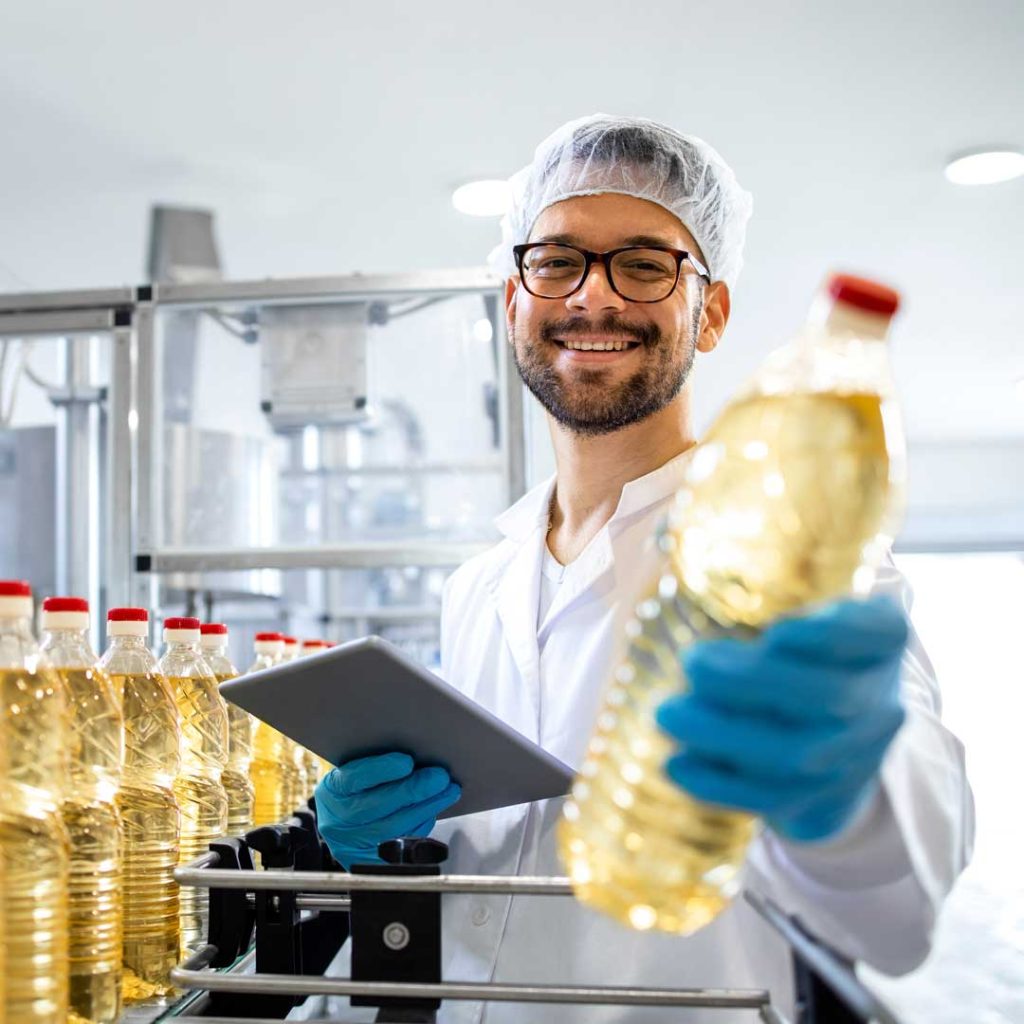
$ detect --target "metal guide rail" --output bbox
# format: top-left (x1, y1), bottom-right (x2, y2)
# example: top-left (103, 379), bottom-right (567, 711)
top-left (165, 811), bottom-right (904, 1024)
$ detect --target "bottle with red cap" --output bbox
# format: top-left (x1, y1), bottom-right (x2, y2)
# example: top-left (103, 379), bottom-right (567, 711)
top-left (39, 597), bottom-right (124, 1024)
top-left (98, 607), bottom-right (181, 1004)
top-left (559, 272), bottom-right (906, 935)
top-left (200, 625), bottom-right (255, 838)
top-left (276, 636), bottom-right (307, 810)
top-left (247, 632), bottom-right (289, 827)
top-left (158, 617), bottom-right (229, 953)
top-left (0, 580), bottom-right (70, 1023)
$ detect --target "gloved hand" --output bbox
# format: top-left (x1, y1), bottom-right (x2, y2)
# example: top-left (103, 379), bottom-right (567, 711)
top-left (314, 752), bottom-right (461, 867)
top-left (656, 596), bottom-right (908, 843)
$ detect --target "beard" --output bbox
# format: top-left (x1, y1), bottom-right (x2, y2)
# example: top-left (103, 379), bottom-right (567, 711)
top-left (511, 302), bottom-right (701, 437)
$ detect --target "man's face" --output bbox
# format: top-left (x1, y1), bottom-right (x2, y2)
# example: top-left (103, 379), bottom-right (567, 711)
top-left (505, 193), bottom-right (718, 437)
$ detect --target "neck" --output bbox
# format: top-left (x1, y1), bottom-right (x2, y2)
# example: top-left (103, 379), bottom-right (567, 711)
top-left (546, 390), bottom-right (697, 563)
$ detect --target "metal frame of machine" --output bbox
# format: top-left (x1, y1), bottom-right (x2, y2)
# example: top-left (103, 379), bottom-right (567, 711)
top-left (162, 835), bottom-right (903, 1024)
top-left (0, 269), bottom-right (525, 623)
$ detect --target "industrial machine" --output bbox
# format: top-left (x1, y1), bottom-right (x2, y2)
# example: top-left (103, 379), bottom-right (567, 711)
top-left (0, 267), bottom-right (524, 664)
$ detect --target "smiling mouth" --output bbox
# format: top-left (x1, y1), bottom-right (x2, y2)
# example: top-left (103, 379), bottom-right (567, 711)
top-left (554, 337), bottom-right (641, 352)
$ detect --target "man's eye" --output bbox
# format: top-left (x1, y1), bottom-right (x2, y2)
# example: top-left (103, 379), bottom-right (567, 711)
top-left (622, 260), bottom-right (670, 274)
top-left (530, 258), bottom-right (580, 273)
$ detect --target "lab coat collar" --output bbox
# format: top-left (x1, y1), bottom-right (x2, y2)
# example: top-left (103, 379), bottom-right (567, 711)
top-left (494, 446), bottom-right (695, 543)
top-left (487, 447), bottom-right (696, 686)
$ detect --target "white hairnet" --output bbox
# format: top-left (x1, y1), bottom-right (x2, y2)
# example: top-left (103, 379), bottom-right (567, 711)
top-left (490, 113), bottom-right (753, 291)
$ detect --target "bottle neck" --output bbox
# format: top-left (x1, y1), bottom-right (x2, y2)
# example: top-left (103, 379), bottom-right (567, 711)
top-left (40, 626), bottom-right (97, 666)
top-left (807, 295), bottom-right (893, 342)
top-left (0, 615), bottom-right (34, 639)
top-left (110, 634), bottom-right (149, 651)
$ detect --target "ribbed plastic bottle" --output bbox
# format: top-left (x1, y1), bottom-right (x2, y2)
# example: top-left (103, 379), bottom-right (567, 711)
top-left (0, 580), bottom-right (70, 1024)
top-left (248, 632), bottom-right (289, 826)
top-left (0, 786), bottom-right (5, 1024)
top-left (159, 617), bottom-right (229, 953)
top-left (99, 607), bottom-right (181, 1004)
top-left (39, 598), bottom-right (124, 1024)
top-left (0, 787), bottom-right (6, 1024)
top-left (201, 624), bottom-right (255, 838)
top-left (300, 639), bottom-right (332, 785)
top-left (558, 274), bottom-right (905, 935)
top-left (278, 636), bottom-right (307, 808)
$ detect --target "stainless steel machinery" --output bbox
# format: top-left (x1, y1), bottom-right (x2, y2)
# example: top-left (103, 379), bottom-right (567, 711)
top-left (0, 269), bottom-right (524, 662)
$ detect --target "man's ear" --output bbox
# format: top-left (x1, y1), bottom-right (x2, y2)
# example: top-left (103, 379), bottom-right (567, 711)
top-left (696, 281), bottom-right (730, 354)
top-left (504, 277), bottom-right (518, 342)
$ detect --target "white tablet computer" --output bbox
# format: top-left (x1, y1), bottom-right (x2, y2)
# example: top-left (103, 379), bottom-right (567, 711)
top-left (219, 635), bottom-right (574, 819)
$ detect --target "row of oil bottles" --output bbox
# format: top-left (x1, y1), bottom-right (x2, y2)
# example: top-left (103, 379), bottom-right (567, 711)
top-left (0, 581), bottom-right (332, 1024)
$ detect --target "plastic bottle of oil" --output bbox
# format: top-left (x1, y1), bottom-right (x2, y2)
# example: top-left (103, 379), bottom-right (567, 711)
top-left (0, 806), bottom-right (5, 1024)
top-left (200, 624), bottom-right (255, 838)
top-left (300, 639), bottom-right (332, 785)
top-left (248, 632), bottom-right (289, 826)
top-left (39, 598), bottom-right (124, 1024)
top-left (99, 607), bottom-right (181, 1004)
top-left (159, 616), bottom-right (229, 953)
top-left (558, 274), bottom-right (905, 936)
top-left (278, 636), bottom-right (307, 808)
top-left (0, 579), bottom-right (70, 1024)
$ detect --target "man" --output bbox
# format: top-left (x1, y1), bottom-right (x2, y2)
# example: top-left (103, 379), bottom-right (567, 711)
top-left (315, 114), bottom-right (974, 1022)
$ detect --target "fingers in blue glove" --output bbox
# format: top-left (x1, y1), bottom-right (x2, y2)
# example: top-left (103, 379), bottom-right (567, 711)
top-left (763, 596), bottom-right (908, 667)
top-left (323, 752), bottom-right (418, 796)
top-left (664, 748), bottom-right (883, 823)
top-left (316, 781), bottom-right (461, 863)
top-left (682, 621), bottom-right (906, 723)
top-left (656, 693), bottom-right (905, 778)
top-left (337, 767), bottom-right (456, 827)
top-left (361, 782), bottom-right (462, 838)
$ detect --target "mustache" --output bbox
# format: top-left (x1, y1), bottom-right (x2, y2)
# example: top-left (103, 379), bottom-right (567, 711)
top-left (538, 315), bottom-right (661, 349)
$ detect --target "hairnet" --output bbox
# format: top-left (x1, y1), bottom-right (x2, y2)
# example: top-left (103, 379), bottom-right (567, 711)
top-left (490, 113), bottom-right (753, 292)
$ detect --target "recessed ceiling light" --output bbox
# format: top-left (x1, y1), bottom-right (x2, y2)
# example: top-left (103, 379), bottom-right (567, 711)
top-left (452, 179), bottom-right (511, 217)
top-left (944, 148), bottom-right (1024, 186)
top-left (472, 318), bottom-right (494, 343)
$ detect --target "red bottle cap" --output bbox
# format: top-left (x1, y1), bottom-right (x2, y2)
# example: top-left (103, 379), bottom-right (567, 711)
top-left (282, 636), bottom-right (299, 645)
top-left (303, 639), bottom-right (329, 648)
top-left (108, 607), bottom-right (148, 621)
top-left (827, 274), bottom-right (900, 317)
top-left (201, 623), bottom-right (228, 635)
top-left (164, 616), bottom-right (201, 630)
top-left (0, 580), bottom-right (32, 596)
top-left (255, 631), bottom-right (284, 642)
top-left (42, 596), bottom-right (89, 613)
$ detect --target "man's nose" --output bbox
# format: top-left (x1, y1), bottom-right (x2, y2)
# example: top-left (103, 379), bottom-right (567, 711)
top-left (566, 263), bottom-right (628, 315)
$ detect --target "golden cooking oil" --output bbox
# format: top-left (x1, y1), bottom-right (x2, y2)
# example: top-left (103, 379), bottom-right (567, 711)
top-left (99, 608), bottom-right (181, 1004)
top-left (159, 618), bottom-right (228, 953)
top-left (559, 276), bottom-right (904, 935)
top-left (0, 582), bottom-right (71, 1023)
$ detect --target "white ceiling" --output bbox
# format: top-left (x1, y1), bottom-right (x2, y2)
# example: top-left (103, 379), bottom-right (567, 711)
top-left (1, 0), bottom-right (1022, 440)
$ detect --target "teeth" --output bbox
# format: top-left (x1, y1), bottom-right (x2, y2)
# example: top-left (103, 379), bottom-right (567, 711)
top-left (564, 340), bottom-right (631, 351)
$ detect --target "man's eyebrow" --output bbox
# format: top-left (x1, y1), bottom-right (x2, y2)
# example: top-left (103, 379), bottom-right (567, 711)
top-left (532, 233), bottom-right (682, 249)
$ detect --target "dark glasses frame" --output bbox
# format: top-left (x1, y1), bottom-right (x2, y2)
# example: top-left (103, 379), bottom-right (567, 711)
top-left (512, 242), bottom-right (711, 303)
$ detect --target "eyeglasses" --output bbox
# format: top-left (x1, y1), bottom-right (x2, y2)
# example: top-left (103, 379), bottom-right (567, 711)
top-left (513, 243), bottom-right (710, 303)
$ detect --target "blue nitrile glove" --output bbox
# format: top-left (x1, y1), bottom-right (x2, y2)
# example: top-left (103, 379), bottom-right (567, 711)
top-left (314, 752), bottom-right (461, 868)
top-left (656, 596), bottom-right (908, 843)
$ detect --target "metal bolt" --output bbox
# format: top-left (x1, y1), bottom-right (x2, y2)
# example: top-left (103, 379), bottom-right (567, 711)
top-left (382, 921), bottom-right (411, 951)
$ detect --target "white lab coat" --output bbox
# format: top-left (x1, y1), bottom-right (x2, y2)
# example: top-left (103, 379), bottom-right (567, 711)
top-left (309, 450), bottom-right (973, 1024)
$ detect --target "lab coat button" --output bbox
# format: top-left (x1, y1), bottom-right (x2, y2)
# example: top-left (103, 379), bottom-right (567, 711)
top-left (471, 905), bottom-right (491, 926)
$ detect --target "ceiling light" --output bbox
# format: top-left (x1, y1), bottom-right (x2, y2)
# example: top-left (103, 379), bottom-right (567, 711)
top-left (452, 180), bottom-right (511, 217)
top-left (472, 318), bottom-right (494, 344)
top-left (944, 148), bottom-right (1024, 186)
